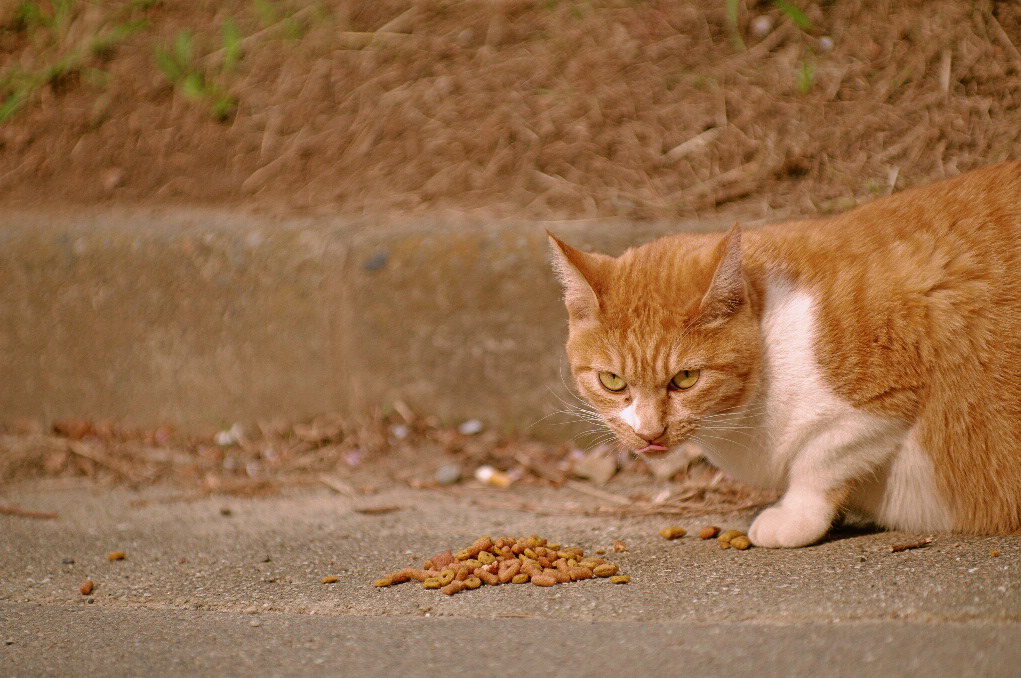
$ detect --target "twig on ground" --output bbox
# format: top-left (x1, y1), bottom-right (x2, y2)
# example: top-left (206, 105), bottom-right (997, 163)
top-left (889, 537), bottom-right (933, 553)
top-left (353, 506), bottom-right (401, 515)
top-left (67, 441), bottom-right (140, 481)
top-left (318, 473), bottom-right (357, 497)
top-left (564, 479), bottom-right (633, 505)
top-left (0, 504), bottom-right (59, 519)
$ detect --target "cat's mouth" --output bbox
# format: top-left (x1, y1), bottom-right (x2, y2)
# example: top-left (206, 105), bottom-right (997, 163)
top-left (634, 443), bottom-right (670, 455)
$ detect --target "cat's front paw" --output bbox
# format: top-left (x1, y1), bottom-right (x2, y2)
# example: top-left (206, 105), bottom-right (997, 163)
top-left (748, 502), bottom-right (832, 548)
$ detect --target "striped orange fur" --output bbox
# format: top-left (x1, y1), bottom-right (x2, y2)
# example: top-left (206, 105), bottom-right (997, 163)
top-left (550, 160), bottom-right (1021, 546)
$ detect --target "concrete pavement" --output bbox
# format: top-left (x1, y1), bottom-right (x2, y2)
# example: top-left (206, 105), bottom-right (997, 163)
top-left (2, 478), bottom-right (1018, 676)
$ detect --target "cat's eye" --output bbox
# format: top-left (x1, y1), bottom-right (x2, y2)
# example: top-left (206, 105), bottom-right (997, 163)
top-left (670, 369), bottom-right (700, 390)
top-left (598, 371), bottom-right (627, 392)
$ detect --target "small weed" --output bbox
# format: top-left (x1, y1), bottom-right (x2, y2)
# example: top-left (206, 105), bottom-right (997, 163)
top-left (1, 0), bottom-right (155, 123)
top-left (796, 53), bottom-right (814, 94)
top-left (222, 18), bottom-right (243, 72)
top-left (154, 29), bottom-right (238, 121)
top-left (11, 0), bottom-right (73, 33)
top-left (253, 0), bottom-right (278, 27)
top-left (773, 0), bottom-right (812, 31)
top-left (726, 0), bottom-right (814, 50)
top-left (725, 0), bottom-right (745, 50)
top-left (89, 19), bottom-right (148, 60)
top-left (0, 72), bottom-right (32, 123)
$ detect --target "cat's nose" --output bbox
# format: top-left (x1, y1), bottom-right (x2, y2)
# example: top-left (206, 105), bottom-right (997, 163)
top-left (637, 428), bottom-right (667, 443)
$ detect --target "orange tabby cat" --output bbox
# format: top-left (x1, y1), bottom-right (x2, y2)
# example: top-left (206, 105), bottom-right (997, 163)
top-left (549, 160), bottom-right (1021, 547)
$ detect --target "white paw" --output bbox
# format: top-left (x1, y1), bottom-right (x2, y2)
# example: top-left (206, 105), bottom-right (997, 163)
top-left (748, 502), bottom-right (832, 548)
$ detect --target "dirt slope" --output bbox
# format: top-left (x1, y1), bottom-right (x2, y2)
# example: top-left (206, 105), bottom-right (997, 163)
top-left (1, 0), bottom-right (1019, 221)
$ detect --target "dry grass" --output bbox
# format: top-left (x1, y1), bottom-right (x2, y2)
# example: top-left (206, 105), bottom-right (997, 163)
top-left (1, 0), bottom-right (1018, 221)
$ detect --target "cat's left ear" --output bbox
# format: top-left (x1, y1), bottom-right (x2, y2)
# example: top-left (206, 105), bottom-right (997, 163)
top-left (697, 224), bottom-right (746, 326)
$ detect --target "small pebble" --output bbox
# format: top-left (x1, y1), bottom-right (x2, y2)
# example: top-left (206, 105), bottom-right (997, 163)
top-left (750, 15), bottom-right (773, 37)
top-left (250, 620), bottom-right (261, 627)
top-left (434, 463), bottom-right (462, 486)
top-left (458, 419), bottom-right (484, 435)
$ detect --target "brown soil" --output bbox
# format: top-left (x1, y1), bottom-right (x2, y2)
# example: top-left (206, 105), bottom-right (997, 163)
top-left (2, 0), bottom-right (1019, 222)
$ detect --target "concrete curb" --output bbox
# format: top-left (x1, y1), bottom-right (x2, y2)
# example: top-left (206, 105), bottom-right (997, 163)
top-left (0, 207), bottom-right (725, 433)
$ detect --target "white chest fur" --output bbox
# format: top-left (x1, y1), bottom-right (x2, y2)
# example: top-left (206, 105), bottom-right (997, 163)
top-left (700, 278), bottom-right (952, 535)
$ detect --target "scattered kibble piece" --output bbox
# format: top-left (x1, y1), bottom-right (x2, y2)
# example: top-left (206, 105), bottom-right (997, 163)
top-left (717, 529), bottom-right (744, 544)
top-left (107, 551), bottom-right (126, 561)
top-left (79, 580), bottom-right (94, 595)
top-left (730, 536), bottom-right (752, 550)
top-left (991, 549), bottom-right (1001, 557)
top-left (659, 526), bottom-right (687, 540)
top-left (698, 526), bottom-right (721, 539)
top-left (610, 575), bottom-right (630, 584)
top-left (321, 576), bottom-right (338, 584)
top-left (613, 540), bottom-right (627, 552)
top-left (373, 535), bottom-right (626, 595)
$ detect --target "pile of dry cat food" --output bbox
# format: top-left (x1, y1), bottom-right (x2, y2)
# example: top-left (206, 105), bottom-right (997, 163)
top-left (373, 535), bottom-right (628, 595)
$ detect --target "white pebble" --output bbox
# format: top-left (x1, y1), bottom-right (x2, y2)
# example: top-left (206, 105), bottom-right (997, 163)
top-left (458, 419), bottom-right (484, 435)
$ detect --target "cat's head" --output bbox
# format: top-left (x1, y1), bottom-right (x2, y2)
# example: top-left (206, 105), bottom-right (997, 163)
top-left (548, 226), bottom-right (762, 454)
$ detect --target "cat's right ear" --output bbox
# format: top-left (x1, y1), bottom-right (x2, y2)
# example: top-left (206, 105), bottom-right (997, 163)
top-left (547, 232), bottom-right (608, 322)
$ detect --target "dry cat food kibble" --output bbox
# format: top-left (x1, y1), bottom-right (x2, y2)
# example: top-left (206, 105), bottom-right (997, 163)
top-left (374, 535), bottom-right (627, 595)
top-left (717, 529), bottom-right (747, 549)
top-left (729, 536), bottom-right (751, 550)
top-left (658, 526), bottom-right (687, 540)
top-left (657, 524), bottom-right (753, 550)
top-left (698, 526), bottom-right (722, 539)
top-left (107, 551), bottom-right (126, 561)
top-left (79, 580), bottom-right (94, 595)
